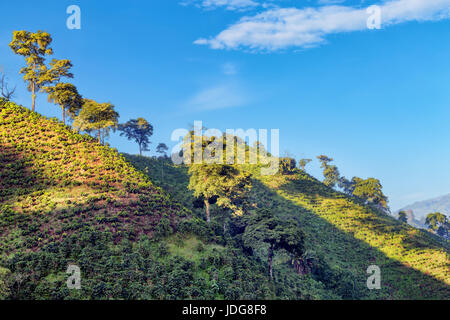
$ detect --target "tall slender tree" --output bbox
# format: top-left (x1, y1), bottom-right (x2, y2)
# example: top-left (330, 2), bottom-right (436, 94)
top-left (118, 118), bottom-right (153, 156)
top-left (425, 212), bottom-right (449, 238)
top-left (243, 208), bottom-right (305, 279)
top-left (156, 143), bottom-right (169, 158)
top-left (44, 83), bottom-right (82, 125)
top-left (73, 99), bottom-right (119, 144)
top-left (317, 155), bottom-right (340, 188)
top-left (9, 30), bottom-right (53, 112)
top-left (351, 177), bottom-right (389, 211)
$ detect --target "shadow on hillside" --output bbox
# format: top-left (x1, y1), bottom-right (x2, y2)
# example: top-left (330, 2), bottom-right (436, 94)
top-left (278, 176), bottom-right (449, 253)
top-left (251, 178), bottom-right (450, 300)
top-left (123, 156), bottom-right (449, 299)
top-left (0, 144), bottom-right (53, 205)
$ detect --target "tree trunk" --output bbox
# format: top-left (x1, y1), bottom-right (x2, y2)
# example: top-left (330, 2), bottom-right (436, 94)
top-left (139, 144), bottom-right (142, 156)
top-left (98, 130), bottom-right (101, 144)
top-left (204, 199), bottom-right (210, 223)
top-left (62, 107), bottom-right (66, 125)
top-left (31, 82), bottom-right (36, 112)
top-left (268, 244), bottom-right (274, 280)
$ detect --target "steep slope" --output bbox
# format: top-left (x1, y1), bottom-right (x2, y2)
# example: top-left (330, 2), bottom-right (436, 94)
top-left (127, 155), bottom-right (450, 300)
top-left (254, 173), bottom-right (449, 299)
top-left (0, 100), bottom-right (337, 300)
top-left (399, 194), bottom-right (450, 220)
top-left (0, 100), bottom-right (186, 253)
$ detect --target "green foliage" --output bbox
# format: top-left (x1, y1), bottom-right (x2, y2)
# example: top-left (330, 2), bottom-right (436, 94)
top-left (9, 30), bottom-right (53, 111)
top-left (299, 158), bottom-right (312, 171)
top-left (118, 118), bottom-right (153, 155)
top-left (316, 155), bottom-right (340, 188)
top-left (188, 163), bottom-right (251, 222)
top-left (398, 210), bottom-right (408, 223)
top-left (243, 208), bottom-right (305, 279)
top-left (279, 157), bottom-right (296, 174)
top-left (73, 99), bottom-right (119, 144)
top-left (351, 177), bottom-right (389, 211)
top-left (0, 101), bottom-right (448, 300)
top-left (156, 143), bottom-right (169, 157)
top-left (0, 267), bottom-right (11, 299)
top-left (44, 83), bottom-right (82, 125)
top-left (425, 212), bottom-right (449, 238)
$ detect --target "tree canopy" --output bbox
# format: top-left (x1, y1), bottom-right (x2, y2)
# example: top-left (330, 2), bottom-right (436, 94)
top-left (398, 210), bottom-right (408, 223)
top-left (351, 177), bottom-right (389, 211)
top-left (118, 118), bottom-right (153, 156)
top-left (299, 158), bottom-right (312, 171)
top-left (73, 99), bottom-right (119, 144)
top-left (317, 155), bottom-right (340, 188)
top-left (242, 208), bottom-right (305, 279)
top-left (425, 212), bottom-right (449, 238)
top-left (156, 143), bottom-right (169, 157)
top-left (9, 30), bottom-right (53, 111)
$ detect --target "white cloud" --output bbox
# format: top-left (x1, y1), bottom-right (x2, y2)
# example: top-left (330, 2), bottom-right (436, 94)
top-left (181, 0), bottom-right (260, 11)
top-left (317, 0), bottom-right (347, 4)
top-left (184, 84), bottom-right (248, 111)
top-left (194, 0), bottom-right (450, 51)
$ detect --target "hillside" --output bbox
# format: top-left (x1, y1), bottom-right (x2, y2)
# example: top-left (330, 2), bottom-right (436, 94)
top-left (127, 155), bottom-right (450, 300)
top-left (1, 100), bottom-right (449, 300)
top-left (0, 100), bottom-right (338, 300)
top-left (399, 194), bottom-right (450, 220)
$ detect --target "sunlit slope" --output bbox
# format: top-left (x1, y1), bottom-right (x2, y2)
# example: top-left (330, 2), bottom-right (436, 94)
top-left (129, 155), bottom-right (450, 299)
top-left (0, 101), bottom-right (336, 300)
top-left (255, 172), bottom-right (449, 299)
top-left (0, 100), bottom-right (187, 256)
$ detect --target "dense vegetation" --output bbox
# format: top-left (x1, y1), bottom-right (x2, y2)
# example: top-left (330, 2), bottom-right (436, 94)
top-left (2, 29), bottom-right (448, 301)
top-left (127, 152), bottom-right (450, 300)
top-left (0, 100), bottom-right (339, 299)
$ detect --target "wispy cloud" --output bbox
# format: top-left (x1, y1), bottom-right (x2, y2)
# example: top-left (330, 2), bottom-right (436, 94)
top-left (183, 83), bottom-right (249, 111)
top-left (181, 0), bottom-right (260, 11)
top-left (194, 0), bottom-right (450, 51)
top-left (222, 62), bottom-right (238, 75)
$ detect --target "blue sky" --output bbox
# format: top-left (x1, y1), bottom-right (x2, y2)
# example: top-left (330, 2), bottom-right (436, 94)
top-left (0, 0), bottom-right (449, 210)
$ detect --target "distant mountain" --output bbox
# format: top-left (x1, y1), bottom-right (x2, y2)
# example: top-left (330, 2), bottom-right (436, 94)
top-left (399, 194), bottom-right (450, 221)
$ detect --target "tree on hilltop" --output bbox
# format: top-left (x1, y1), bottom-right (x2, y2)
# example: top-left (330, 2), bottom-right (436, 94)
top-left (156, 143), bottom-right (169, 158)
top-left (425, 212), bottom-right (449, 238)
top-left (299, 158), bottom-right (312, 171)
top-left (398, 211), bottom-right (408, 223)
top-left (9, 30), bottom-right (53, 111)
top-left (317, 155), bottom-right (340, 188)
top-left (119, 118), bottom-right (153, 156)
top-left (188, 163), bottom-right (251, 223)
top-left (351, 177), bottom-right (389, 211)
top-left (243, 208), bottom-right (305, 279)
top-left (73, 99), bottom-right (119, 144)
top-left (44, 83), bottom-right (82, 125)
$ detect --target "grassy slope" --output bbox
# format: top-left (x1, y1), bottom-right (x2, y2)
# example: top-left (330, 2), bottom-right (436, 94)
top-left (0, 101), bottom-right (335, 300)
top-left (127, 155), bottom-right (450, 300)
top-left (255, 172), bottom-right (449, 299)
top-left (0, 100), bottom-right (186, 255)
